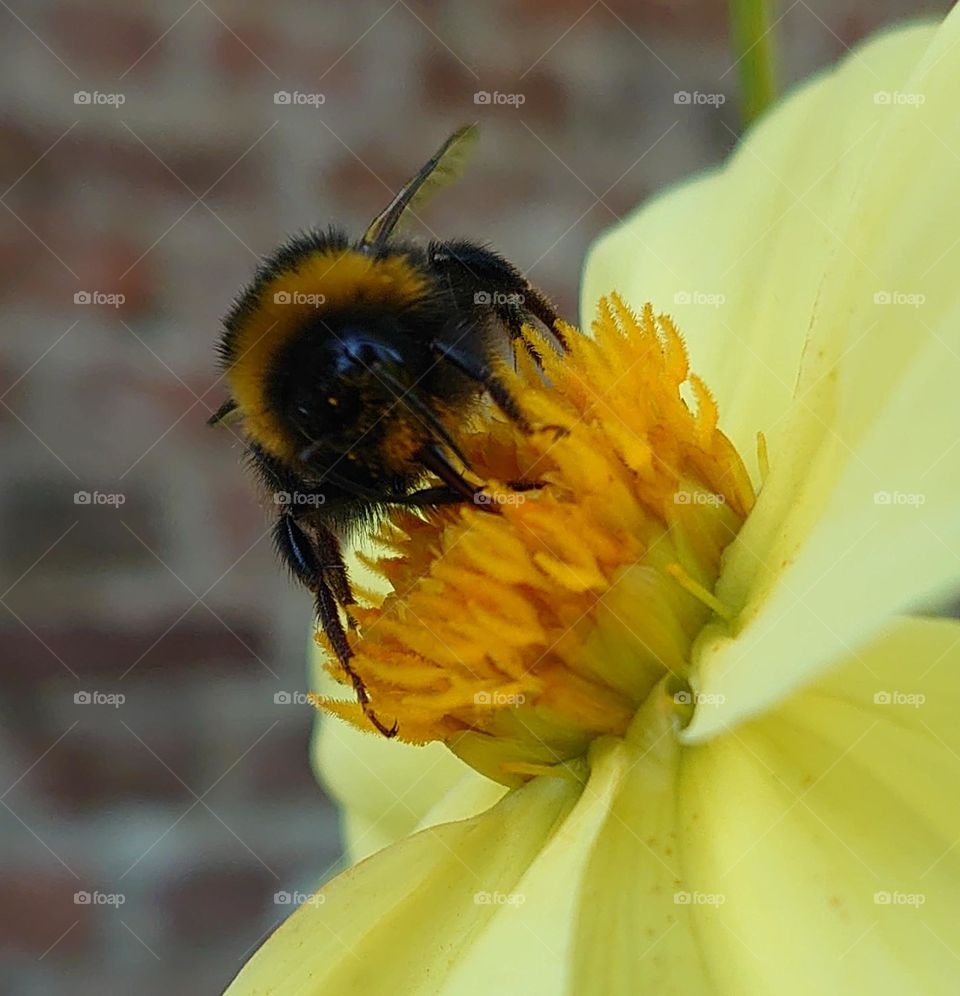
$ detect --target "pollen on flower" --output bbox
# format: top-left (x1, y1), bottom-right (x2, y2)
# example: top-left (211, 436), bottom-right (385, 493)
top-left (314, 295), bottom-right (755, 785)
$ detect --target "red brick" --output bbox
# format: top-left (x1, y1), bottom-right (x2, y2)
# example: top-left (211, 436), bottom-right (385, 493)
top-left (321, 149), bottom-right (411, 218)
top-left (422, 52), bottom-right (569, 126)
top-left (213, 20), bottom-right (285, 82)
top-left (80, 236), bottom-right (155, 305)
top-left (419, 49), bottom-right (477, 110)
top-left (515, 0), bottom-right (728, 39)
top-left (0, 223), bottom-right (157, 314)
top-left (0, 120), bottom-right (56, 191)
top-left (61, 128), bottom-right (265, 204)
top-left (834, 11), bottom-right (895, 49)
top-left (0, 869), bottom-right (95, 956)
top-left (50, 5), bottom-right (166, 76)
top-left (247, 724), bottom-right (324, 797)
top-left (0, 621), bottom-right (269, 684)
top-left (515, 69), bottom-right (569, 125)
top-left (289, 45), bottom-right (362, 93)
top-left (2, 483), bottom-right (163, 576)
top-left (0, 233), bottom-right (62, 305)
top-left (26, 728), bottom-right (199, 812)
top-left (161, 862), bottom-right (277, 944)
top-left (163, 146), bottom-right (268, 206)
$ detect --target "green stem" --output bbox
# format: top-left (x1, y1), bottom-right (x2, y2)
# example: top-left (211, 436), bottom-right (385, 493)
top-left (729, 0), bottom-right (779, 128)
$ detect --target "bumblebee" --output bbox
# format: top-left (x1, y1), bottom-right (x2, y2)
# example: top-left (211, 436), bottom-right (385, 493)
top-left (211, 126), bottom-right (565, 735)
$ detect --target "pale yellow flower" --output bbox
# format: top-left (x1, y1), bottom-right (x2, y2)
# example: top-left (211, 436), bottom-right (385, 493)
top-left (229, 15), bottom-right (960, 995)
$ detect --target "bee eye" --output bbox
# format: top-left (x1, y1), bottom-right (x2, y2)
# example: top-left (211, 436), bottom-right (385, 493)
top-left (334, 332), bottom-right (402, 375)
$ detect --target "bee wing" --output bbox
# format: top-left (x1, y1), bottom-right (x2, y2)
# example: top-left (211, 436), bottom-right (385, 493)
top-left (359, 124), bottom-right (479, 251)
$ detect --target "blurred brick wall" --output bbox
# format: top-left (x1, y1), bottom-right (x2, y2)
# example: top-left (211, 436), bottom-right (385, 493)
top-left (0, 0), bottom-right (946, 992)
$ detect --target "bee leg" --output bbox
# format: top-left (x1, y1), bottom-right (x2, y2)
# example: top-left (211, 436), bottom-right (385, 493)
top-left (517, 285), bottom-right (566, 351)
top-left (391, 485), bottom-right (473, 507)
top-left (431, 240), bottom-right (565, 350)
top-left (429, 340), bottom-right (531, 431)
top-left (394, 481), bottom-right (545, 510)
top-left (312, 521), bottom-right (353, 608)
top-left (505, 322), bottom-right (543, 367)
top-left (315, 580), bottom-right (398, 738)
top-left (416, 443), bottom-right (498, 513)
top-left (276, 510), bottom-right (350, 604)
top-left (499, 294), bottom-right (566, 360)
top-left (274, 512), bottom-right (398, 738)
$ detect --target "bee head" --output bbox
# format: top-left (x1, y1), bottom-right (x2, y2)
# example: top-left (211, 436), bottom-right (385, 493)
top-left (220, 241), bottom-right (445, 469)
top-left (271, 314), bottom-right (431, 469)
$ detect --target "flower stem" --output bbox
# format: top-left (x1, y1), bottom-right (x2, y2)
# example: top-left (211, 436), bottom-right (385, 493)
top-left (729, 0), bottom-right (779, 127)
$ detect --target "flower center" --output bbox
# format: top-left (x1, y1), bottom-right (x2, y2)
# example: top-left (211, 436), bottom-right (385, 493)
top-left (315, 296), bottom-right (755, 785)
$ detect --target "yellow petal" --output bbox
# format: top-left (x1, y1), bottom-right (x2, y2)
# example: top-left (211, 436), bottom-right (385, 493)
top-left (308, 543), bottom-right (502, 862)
top-left (439, 738), bottom-right (633, 993)
top-left (690, 320), bottom-right (960, 737)
top-left (679, 616), bottom-right (960, 994)
top-left (235, 618), bottom-right (960, 993)
top-left (310, 641), bottom-right (500, 863)
top-left (226, 774), bottom-right (581, 995)
top-left (230, 730), bottom-right (659, 995)
top-left (315, 725), bottom-right (504, 863)
top-left (570, 721), bottom-right (713, 992)
top-left (688, 8), bottom-right (960, 737)
top-left (582, 21), bottom-right (937, 480)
